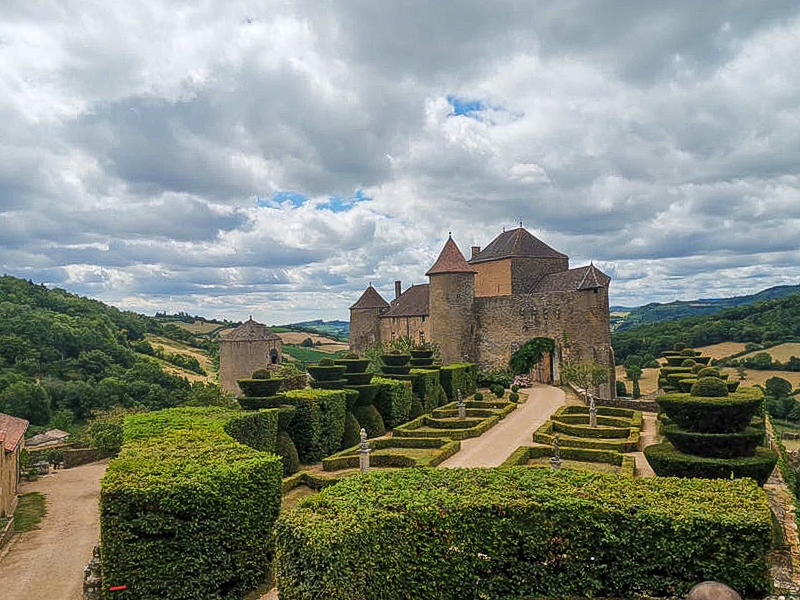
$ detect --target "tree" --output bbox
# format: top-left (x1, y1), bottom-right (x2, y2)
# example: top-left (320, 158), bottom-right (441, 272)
top-left (562, 360), bottom-right (608, 403)
top-left (625, 364), bottom-right (643, 399)
top-left (0, 381), bottom-right (52, 425)
top-left (765, 376), bottom-right (793, 400)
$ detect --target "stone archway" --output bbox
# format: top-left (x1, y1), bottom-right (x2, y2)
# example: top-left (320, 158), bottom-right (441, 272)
top-left (269, 348), bottom-right (279, 364)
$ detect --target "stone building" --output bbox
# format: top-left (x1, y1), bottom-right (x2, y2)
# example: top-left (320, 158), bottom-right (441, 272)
top-left (219, 318), bottom-right (283, 396)
top-left (350, 226), bottom-right (615, 398)
top-left (0, 412), bottom-right (28, 518)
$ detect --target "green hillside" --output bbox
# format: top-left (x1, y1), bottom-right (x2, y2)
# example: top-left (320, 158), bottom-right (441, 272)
top-left (0, 275), bottom-right (218, 426)
top-left (612, 292), bottom-right (800, 363)
top-left (614, 284), bottom-right (800, 331)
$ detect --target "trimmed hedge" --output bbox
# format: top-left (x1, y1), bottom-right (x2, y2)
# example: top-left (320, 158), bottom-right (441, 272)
top-left (237, 378), bottom-right (284, 397)
top-left (342, 411), bottom-right (361, 449)
top-left (656, 387), bottom-right (764, 433)
top-left (322, 437), bottom-right (460, 471)
top-left (394, 414), bottom-right (500, 440)
top-left (352, 405), bottom-right (386, 438)
top-left (239, 395), bottom-right (284, 411)
top-left (663, 424), bottom-right (764, 458)
top-left (283, 389), bottom-right (348, 463)
top-left (372, 377), bottom-right (413, 428)
top-left (433, 402), bottom-right (516, 420)
top-left (439, 363), bottom-right (478, 400)
top-left (691, 376), bottom-right (729, 397)
top-left (533, 420), bottom-right (640, 452)
top-left (552, 421), bottom-right (632, 439)
top-left (276, 431), bottom-right (300, 475)
top-left (102, 427), bottom-right (282, 600)
top-left (500, 444), bottom-right (636, 476)
top-left (410, 368), bottom-right (442, 413)
top-left (644, 443), bottom-right (778, 485)
top-left (275, 468), bottom-right (773, 599)
top-left (223, 410), bottom-right (279, 453)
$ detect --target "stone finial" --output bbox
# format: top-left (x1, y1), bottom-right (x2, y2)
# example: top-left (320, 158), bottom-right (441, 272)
top-left (686, 581), bottom-right (742, 600)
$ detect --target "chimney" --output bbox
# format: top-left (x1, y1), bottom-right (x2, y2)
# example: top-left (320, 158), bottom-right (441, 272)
top-left (394, 280), bottom-right (402, 299)
top-left (471, 246), bottom-right (480, 260)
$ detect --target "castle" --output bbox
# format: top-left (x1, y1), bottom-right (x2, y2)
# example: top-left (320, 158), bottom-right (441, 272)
top-left (350, 226), bottom-right (615, 398)
top-left (219, 318), bottom-right (283, 396)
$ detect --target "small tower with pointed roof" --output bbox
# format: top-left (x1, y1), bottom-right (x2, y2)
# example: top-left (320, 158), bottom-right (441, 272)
top-left (219, 317), bottom-right (283, 396)
top-left (349, 284), bottom-right (390, 353)
top-left (426, 234), bottom-right (478, 364)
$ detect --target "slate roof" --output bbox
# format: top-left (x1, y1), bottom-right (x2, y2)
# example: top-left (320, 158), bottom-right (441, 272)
top-left (382, 284), bottom-right (430, 318)
top-left (350, 285), bottom-right (390, 310)
top-left (221, 318), bottom-right (282, 342)
top-left (0, 413), bottom-right (28, 453)
top-left (469, 227), bottom-right (567, 264)
top-left (426, 236), bottom-right (477, 276)
top-left (533, 264), bottom-right (611, 293)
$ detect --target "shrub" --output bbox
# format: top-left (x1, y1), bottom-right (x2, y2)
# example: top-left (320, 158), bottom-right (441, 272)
top-left (681, 359), bottom-right (696, 367)
top-left (352, 405), bottom-right (386, 438)
top-left (657, 388), bottom-right (763, 433)
top-left (511, 384), bottom-right (520, 393)
top-left (275, 468), bottom-right (773, 599)
top-left (276, 431), bottom-right (300, 475)
top-left (251, 369), bottom-right (272, 379)
top-left (342, 412), bottom-right (361, 449)
top-left (272, 363), bottom-right (309, 392)
top-left (410, 368), bottom-right (441, 413)
top-left (509, 391), bottom-right (520, 402)
top-left (698, 367), bottom-right (721, 378)
top-left (473, 391), bottom-right (484, 401)
top-left (237, 378), bottom-right (284, 397)
top-left (283, 389), bottom-right (348, 463)
top-left (644, 443), bottom-right (777, 485)
top-left (494, 386), bottom-right (505, 399)
top-left (680, 348), bottom-right (695, 356)
top-left (101, 429), bottom-right (282, 600)
top-left (616, 381), bottom-right (628, 397)
top-left (691, 376), bottom-right (729, 398)
top-left (319, 358), bottom-right (335, 366)
top-left (692, 363), bottom-right (704, 374)
top-left (410, 395), bottom-right (424, 419)
top-left (372, 377), bottom-right (413, 428)
top-left (223, 410), bottom-right (279, 453)
top-left (663, 424), bottom-right (764, 458)
top-left (439, 363), bottom-right (478, 400)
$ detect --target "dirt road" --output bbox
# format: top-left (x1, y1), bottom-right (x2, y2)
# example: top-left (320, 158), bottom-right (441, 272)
top-left (0, 459), bottom-right (108, 600)
top-left (439, 385), bottom-right (565, 468)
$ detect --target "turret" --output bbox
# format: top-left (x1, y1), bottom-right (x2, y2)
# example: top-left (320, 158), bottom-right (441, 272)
top-left (426, 235), bottom-right (477, 364)
top-left (349, 285), bottom-right (389, 353)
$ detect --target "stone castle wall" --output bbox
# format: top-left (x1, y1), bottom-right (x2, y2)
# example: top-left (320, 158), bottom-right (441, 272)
top-left (429, 273), bottom-right (476, 364)
top-left (219, 339), bottom-right (281, 396)
top-left (474, 259), bottom-right (512, 297)
top-left (378, 315), bottom-right (430, 345)
top-left (349, 307), bottom-right (384, 354)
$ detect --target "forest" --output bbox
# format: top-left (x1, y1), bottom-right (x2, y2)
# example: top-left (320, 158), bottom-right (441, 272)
top-left (612, 293), bottom-right (800, 363)
top-left (0, 276), bottom-right (220, 427)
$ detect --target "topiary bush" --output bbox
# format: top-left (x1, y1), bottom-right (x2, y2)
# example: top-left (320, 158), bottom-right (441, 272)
top-left (251, 369), bottom-right (272, 379)
top-left (691, 376), bottom-right (729, 398)
top-left (410, 368), bottom-right (442, 413)
top-left (657, 388), bottom-right (763, 433)
top-left (342, 411), bottom-right (361, 449)
top-left (276, 431), bottom-right (300, 475)
top-left (439, 363), bottom-right (478, 400)
top-left (644, 443), bottom-right (777, 485)
top-left (237, 378), bottom-right (284, 397)
top-left (511, 384), bottom-right (520, 393)
top-left (681, 359), bottom-right (696, 367)
top-left (372, 377), bottom-right (413, 428)
top-left (282, 389), bottom-right (348, 463)
top-left (662, 424), bottom-right (764, 458)
top-left (509, 391), bottom-right (519, 402)
top-left (352, 405), bottom-right (385, 438)
top-left (409, 395), bottom-right (424, 419)
top-left (698, 367), bottom-right (721, 378)
top-left (275, 468), bottom-right (773, 599)
top-left (473, 392), bottom-right (484, 401)
top-left (616, 380), bottom-right (628, 397)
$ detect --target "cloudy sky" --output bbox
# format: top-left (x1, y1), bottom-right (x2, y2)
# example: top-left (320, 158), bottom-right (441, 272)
top-left (2, 1), bottom-right (800, 323)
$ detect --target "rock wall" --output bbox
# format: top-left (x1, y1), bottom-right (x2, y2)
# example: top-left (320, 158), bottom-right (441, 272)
top-left (429, 272), bottom-right (476, 364)
top-left (349, 307), bottom-right (383, 354)
top-left (219, 339), bottom-right (281, 396)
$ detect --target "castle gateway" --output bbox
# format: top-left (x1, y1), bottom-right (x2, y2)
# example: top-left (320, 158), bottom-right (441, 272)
top-left (350, 226), bottom-right (615, 399)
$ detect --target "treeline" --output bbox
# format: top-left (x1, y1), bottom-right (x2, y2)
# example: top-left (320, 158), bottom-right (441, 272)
top-left (612, 293), bottom-right (800, 363)
top-left (0, 276), bottom-right (221, 426)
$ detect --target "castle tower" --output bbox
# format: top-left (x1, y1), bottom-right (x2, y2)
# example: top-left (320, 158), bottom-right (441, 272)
top-left (349, 285), bottom-right (389, 353)
top-left (219, 318), bottom-right (283, 396)
top-left (426, 235), bottom-right (477, 364)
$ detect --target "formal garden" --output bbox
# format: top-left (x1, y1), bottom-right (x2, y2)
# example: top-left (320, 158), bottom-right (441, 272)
top-left (94, 340), bottom-right (791, 600)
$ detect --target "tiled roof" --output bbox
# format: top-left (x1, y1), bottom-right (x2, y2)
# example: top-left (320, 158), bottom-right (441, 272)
top-left (221, 318), bottom-right (282, 342)
top-left (470, 227), bottom-right (567, 264)
top-left (0, 413), bottom-right (28, 452)
top-left (533, 264), bottom-right (611, 293)
top-left (350, 285), bottom-right (390, 310)
top-left (382, 284), bottom-right (430, 318)
top-left (426, 236), bottom-right (477, 276)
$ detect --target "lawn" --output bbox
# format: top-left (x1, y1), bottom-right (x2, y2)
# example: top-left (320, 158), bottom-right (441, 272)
top-left (14, 492), bottom-right (46, 532)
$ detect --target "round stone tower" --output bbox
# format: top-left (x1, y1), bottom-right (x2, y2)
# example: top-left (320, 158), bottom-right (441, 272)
top-left (349, 285), bottom-right (390, 354)
top-left (426, 235), bottom-right (477, 364)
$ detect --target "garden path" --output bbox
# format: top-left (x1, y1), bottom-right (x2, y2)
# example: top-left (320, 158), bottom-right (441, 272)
top-left (625, 412), bottom-right (658, 477)
top-left (0, 459), bottom-right (108, 600)
top-left (438, 384), bottom-right (565, 468)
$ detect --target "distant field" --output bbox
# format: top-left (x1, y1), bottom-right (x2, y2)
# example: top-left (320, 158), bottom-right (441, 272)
top-left (615, 366), bottom-right (660, 395)
top-left (739, 342), bottom-right (800, 362)
top-left (694, 342), bottom-right (747, 359)
top-left (167, 321), bottom-right (230, 335)
top-left (282, 344), bottom-right (347, 364)
top-left (145, 334), bottom-right (216, 382)
top-left (720, 368), bottom-right (800, 390)
top-left (278, 331), bottom-right (349, 352)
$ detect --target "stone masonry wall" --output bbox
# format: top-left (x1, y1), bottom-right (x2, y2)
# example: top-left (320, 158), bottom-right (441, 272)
top-left (429, 273), bottom-right (476, 365)
top-left (474, 259), bottom-right (512, 297)
top-left (349, 307), bottom-right (383, 354)
top-left (379, 315), bottom-right (430, 345)
top-left (220, 339), bottom-right (279, 396)
top-left (473, 287), bottom-right (614, 398)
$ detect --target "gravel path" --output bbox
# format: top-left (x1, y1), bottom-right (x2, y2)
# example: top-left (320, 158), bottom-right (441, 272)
top-left (438, 385), bottom-right (565, 468)
top-left (626, 412), bottom-right (658, 477)
top-left (0, 459), bottom-right (109, 600)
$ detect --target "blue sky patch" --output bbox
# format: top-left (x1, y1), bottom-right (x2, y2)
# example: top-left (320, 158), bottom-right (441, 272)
top-left (447, 94), bottom-right (485, 118)
top-left (257, 191), bottom-right (308, 208)
top-left (320, 189), bottom-right (371, 213)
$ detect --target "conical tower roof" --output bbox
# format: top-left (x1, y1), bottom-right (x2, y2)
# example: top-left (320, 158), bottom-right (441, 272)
top-left (350, 285), bottom-right (390, 310)
top-left (222, 318), bottom-right (281, 341)
top-left (426, 235), bottom-right (477, 276)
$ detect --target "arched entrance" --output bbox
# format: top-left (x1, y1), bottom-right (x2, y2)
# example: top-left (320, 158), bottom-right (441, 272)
top-left (269, 348), bottom-right (279, 364)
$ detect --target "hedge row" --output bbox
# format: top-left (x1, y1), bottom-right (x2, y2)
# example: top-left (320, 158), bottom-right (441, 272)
top-left (533, 420), bottom-right (640, 452)
top-left (663, 424), bottom-right (764, 458)
top-left (282, 389), bottom-right (347, 463)
top-left (552, 421), bottom-right (632, 439)
top-left (500, 444), bottom-right (636, 476)
top-left (643, 443), bottom-right (778, 485)
top-left (553, 405), bottom-right (643, 430)
top-left (439, 363), bottom-right (478, 400)
top-left (102, 411), bottom-right (283, 600)
top-left (433, 400), bottom-right (516, 420)
top-left (275, 468), bottom-right (773, 599)
top-left (394, 414), bottom-right (500, 440)
top-left (656, 387), bottom-right (764, 433)
top-left (410, 368), bottom-right (446, 413)
top-left (322, 437), bottom-right (460, 471)
top-left (371, 377), bottom-right (413, 428)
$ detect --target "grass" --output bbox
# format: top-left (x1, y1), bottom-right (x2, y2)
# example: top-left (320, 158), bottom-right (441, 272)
top-left (694, 342), bottom-right (748, 359)
top-left (14, 492), bottom-right (46, 532)
top-left (721, 368), bottom-right (800, 390)
top-left (281, 485), bottom-right (318, 511)
top-left (282, 344), bottom-right (347, 363)
top-left (616, 365), bottom-right (660, 395)
top-left (0, 516), bottom-right (8, 531)
top-left (739, 342), bottom-right (800, 362)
